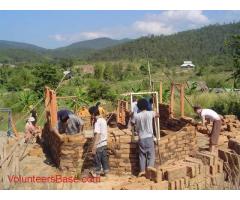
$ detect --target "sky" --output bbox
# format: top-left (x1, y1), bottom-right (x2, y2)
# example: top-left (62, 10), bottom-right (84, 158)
top-left (0, 10), bottom-right (240, 49)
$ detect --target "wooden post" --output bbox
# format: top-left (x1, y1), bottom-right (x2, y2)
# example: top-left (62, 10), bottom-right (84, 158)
top-left (180, 83), bottom-right (185, 118)
top-left (45, 87), bottom-right (50, 123)
top-left (50, 90), bottom-right (58, 128)
top-left (159, 81), bottom-right (163, 104)
top-left (148, 61), bottom-right (152, 91)
top-left (170, 83), bottom-right (175, 118)
top-left (151, 81), bottom-right (154, 91)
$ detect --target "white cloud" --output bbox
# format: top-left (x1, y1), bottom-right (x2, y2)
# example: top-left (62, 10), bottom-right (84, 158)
top-left (49, 34), bottom-right (66, 41)
top-left (133, 10), bottom-right (210, 35)
top-left (49, 31), bottom-right (111, 43)
top-left (49, 11), bottom-right (211, 43)
top-left (133, 21), bottom-right (174, 35)
top-left (160, 10), bottom-right (209, 24)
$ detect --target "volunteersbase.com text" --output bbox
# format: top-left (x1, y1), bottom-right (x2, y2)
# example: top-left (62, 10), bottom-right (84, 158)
top-left (8, 175), bottom-right (100, 183)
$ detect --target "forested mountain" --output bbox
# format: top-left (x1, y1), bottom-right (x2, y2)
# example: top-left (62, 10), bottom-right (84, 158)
top-left (1, 22), bottom-right (240, 65)
top-left (0, 40), bottom-right (50, 63)
top-left (88, 22), bottom-right (240, 66)
top-left (0, 38), bottom-right (131, 62)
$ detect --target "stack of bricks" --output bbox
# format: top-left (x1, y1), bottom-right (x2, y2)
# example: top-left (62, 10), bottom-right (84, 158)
top-left (228, 138), bottom-right (240, 154)
top-left (157, 151), bottom-right (224, 189)
top-left (113, 151), bottom-right (225, 190)
top-left (221, 115), bottom-right (240, 132)
top-left (218, 139), bottom-right (240, 187)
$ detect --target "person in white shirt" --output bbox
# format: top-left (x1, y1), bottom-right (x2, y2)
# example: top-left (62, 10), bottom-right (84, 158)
top-left (193, 106), bottom-right (222, 154)
top-left (89, 106), bottom-right (109, 176)
top-left (134, 98), bottom-right (159, 177)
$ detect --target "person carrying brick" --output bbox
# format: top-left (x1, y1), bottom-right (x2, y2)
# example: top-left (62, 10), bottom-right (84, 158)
top-left (134, 98), bottom-right (159, 177)
top-left (193, 106), bottom-right (222, 154)
top-left (89, 106), bottom-right (110, 177)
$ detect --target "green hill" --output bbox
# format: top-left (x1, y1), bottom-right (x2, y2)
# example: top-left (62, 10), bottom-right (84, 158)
top-left (0, 38), bottom-right (131, 62)
top-left (1, 22), bottom-right (240, 65)
top-left (88, 22), bottom-right (240, 67)
top-left (50, 38), bottom-right (131, 59)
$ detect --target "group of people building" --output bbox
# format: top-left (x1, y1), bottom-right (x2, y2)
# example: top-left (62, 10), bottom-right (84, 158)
top-left (24, 98), bottom-right (222, 178)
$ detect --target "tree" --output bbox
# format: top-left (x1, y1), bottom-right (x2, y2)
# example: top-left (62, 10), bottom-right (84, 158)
top-left (87, 80), bottom-right (117, 101)
top-left (227, 35), bottom-right (240, 88)
top-left (94, 64), bottom-right (104, 80)
top-left (32, 63), bottom-right (62, 96)
top-left (103, 63), bottom-right (114, 81)
top-left (59, 59), bottom-right (74, 70)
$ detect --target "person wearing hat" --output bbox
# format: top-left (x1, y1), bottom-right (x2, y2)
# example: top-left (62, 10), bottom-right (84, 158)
top-left (89, 105), bottom-right (109, 177)
top-left (57, 109), bottom-right (84, 135)
top-left (29, 105), bottom-right (37, 126)
top-left (24, 117), bottom-right (39, 143)
top-left (193, 106), bottom-right (222, 154)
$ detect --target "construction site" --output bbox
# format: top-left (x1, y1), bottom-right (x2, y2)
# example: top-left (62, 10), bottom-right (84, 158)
top-left (0, 78), bottom-right (240, 190)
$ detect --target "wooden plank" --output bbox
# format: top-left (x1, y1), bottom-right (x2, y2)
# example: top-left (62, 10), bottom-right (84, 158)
top-left (180, 84), bottom-right (185, 118)
top-left (170, 83), bottom-right (175, 118)
top-left (0, 138), bottom-right (24, 167)
top-left (159, 81), bottom-right (163, 104)
top-left (2, 144), bottom-right (10, 189)
top-left (50, 90), bottom-right (58, 128)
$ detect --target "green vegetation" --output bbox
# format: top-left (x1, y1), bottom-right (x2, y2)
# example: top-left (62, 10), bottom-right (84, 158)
top-left (1, 22), bottom-right (240, 133)
top-left (89, 22), bottom-right (240, 67)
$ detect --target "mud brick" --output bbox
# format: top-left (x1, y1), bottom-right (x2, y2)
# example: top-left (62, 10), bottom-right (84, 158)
top-left (179, 178), bottom-right (185, 190)
top-left (177, 140), bottom-right (185, 145)
top-left (119, 162), bottom-right (137, 167)
top-left (120, 153), bottom-right (138, 159)
top-left (186, 163), bottom-right (197, 178)
top-left (159, 138), bottom-right (169, 144)
top-left (213, 173), bottom-right (224, 187)
top-left (175, 179), bottom-right (181, 190)
top-left (195, 151), bottom-right (216, 165)
top-left (151, 181), bottom-right (169, 190)
top-left (184, 157), bottom-right (204, 174)
top-left (122, 158), bottom-right (138, 163)
top-left (120, 137), bottom-right (133, 143)
top-left (165, 166), bottom-right (187, 181)
top-left (184, 177), bottom-right (190, 188)
top-left (204, 165), bottom-right (210, 176)
top-left (169, 181), bottom-right (176, 190)
top-left (217, 160), bottom-right (223, 173)
top-left (210, 164), bottom-right (218, 175)
top-left (120, 143), bottom-right (137, 149)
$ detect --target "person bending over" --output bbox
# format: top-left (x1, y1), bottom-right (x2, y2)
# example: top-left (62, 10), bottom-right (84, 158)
top-left (193, 106), bottom-right (222, 154)
top-left (57, 109), bottom-right (84, 135)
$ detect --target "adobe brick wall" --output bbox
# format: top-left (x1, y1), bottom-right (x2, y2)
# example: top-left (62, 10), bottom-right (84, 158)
top-left (42, 123), bottom-right (92, 174)
top-left (42, 121), bottom-right (198, 175)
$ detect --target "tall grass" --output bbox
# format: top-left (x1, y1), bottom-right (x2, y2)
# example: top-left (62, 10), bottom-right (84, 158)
top-left (173, 92), bottom-right (240, 118)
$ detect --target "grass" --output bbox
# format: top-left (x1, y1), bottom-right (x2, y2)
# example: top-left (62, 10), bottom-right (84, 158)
top-left (0, 64), bottom-right (237, 134)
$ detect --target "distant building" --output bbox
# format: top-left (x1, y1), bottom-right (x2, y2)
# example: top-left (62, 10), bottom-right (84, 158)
top-left (181, 61), bottom-right (195, 68)
top-left (77, 65), bottom-right (95, 75)
top-left (0, 63), bottom-right (3, 67)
